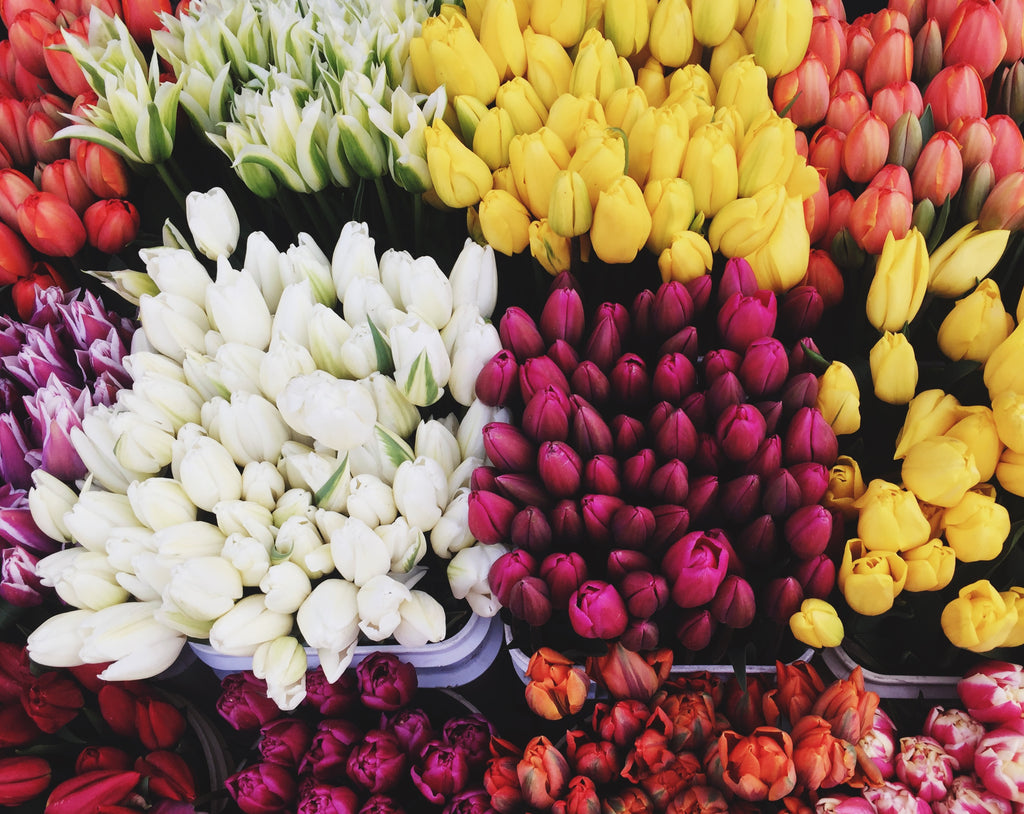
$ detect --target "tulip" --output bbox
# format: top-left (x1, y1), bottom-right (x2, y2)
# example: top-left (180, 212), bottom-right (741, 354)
top-left (718, 726), bottom-right (797, 801)
top-left (979, 171), bottom-right (1024, 230)
top-left (45, 769), bottom-right (143, 814)
top-left (424, 120), bottom-right (493, 209)
top-left (861, 781), bottom-right (930, 814)
top-left (590, 175), bottom-right (652, 264)
top-left (894, 735), bottom-right (956, 802)
top-left (921, 707), bottom-right (985, 771)
top-left (941, 579), bottom-right (1019, 652)
top-left (928, 222), bottom-right (1011, 298)
top-left (0, 755), bottom-right (50, 805)
top-left (839, 538), bottom-right (908, 616)
top-left (815, 361), bottom-right (861, 436)
top-left (901, 436), bottom-right (981, 507)
top-left (853, 479), bottom-right (932, 553)
top-left (842, 112), bottom-right (890, 185)
top-left (567, 580), bottom-right (628, 640)
top-left (937, 278), bottom-right (1014, 363)
top-left (412, 13), bottom-right (500, 103)
top-left (923, 64), bottom-right (988, 131)
top-left (17, 191), bottom-right (86, 257)
top-left (742, 0), bottom-right (813, 76)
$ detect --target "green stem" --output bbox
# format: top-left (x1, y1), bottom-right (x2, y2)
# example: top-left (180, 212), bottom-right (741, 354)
top-left (374, 175), bottom-right (400, 248)
top-left (155, 162), bottom-right (187, 213)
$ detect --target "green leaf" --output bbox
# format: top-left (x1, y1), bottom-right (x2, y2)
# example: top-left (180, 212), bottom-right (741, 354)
top-left (374, 423), bottom-right (414, 468)
top-left (927, 195), bottom-right (952, 254)
top-left (919, 105), bottom-right (935, 146)
top-left (314, 454), bottom-right (349, 507)
top-left (367, 318), bottom-right (394, 375)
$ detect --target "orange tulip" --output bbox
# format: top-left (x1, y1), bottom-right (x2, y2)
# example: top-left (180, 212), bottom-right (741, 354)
top-left (586, 642), bottom-right (672, 702)
top-left (718, 726), bottom-right (797, 801)
top-left (766, 660), bottom-right (826, 725)
top-left (790, 714), bottom-right (858, 790)
top-left (523, 647), bottom-right (590, 720)
top-left (809, 667), bottom-right (880, 744)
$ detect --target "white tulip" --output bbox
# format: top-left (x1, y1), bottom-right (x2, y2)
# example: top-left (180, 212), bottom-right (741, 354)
top-left (124, 373), bottom-right (204, 430)
top-left (162, 556), bottom-right (243, 620)
top-left (26, 608), bottom-right (94, 667)
top-left (139, 292), bottom-right (210, 362)
top-left (439, 303), bottom-right (482, 357)
top-left (222, 533), bottom-right (272, 586)
top-left (260, 561), bottom-right (312, 614)
top-left (399, 255), bottom-right (453, 330)
top-left (182, 351), bottom-right (227, 403)
top-left (338, 322), bottom-right (381, 379)
top-left (205, 260), bottom-right (273, 350)
top-left (253, 635), bottom-right (308, 710)
top-left (271, 279), bottom-right (316, 347)
top-left (110, 411), bottom-right (176, 474)
top-left (204, 330), bottom-right (225, 355)
top-left (449, 319), bottom-right (502, 407)
top-left (128, 478), bottom-right (196, 531)
top-left (308, 304), bottom-right (353, 378)
top-left (241, 461), bottom-right (286, 510)
top-left (51, 551), bottom-right (129, 610)
top-left (377, 517), bottom-right (427, 572)
top-left (242, 231), bottom-right (284, 311)
top-left (448, 456), bottom-right (482, 497)
top-left (392, 456), bottom-right (448, 531)
top-left (448, 543), bottom-right (507, 617)
top-left (259, 337), bottom-right (316, 401)
top-left (449, 237), bottom-right (498, 319)
top-left (139, 246), bottom-right (213, 307)
top-left (186, 187), bottom-right (240, 259)
top-left (204, 393), bottom-right (292, 466)
top-left (124, 350), bottom-right (187, 384)
top-left (378, 248), bottom-right (412, 304)
top-left (105, 526), bottom-right (155, 572)
top-left (152, 520), bottom-right (227, 565)
top-left (71, 407), bottom-right (148, 493)
top-left (28, 470), bottom-right (77, 542)
top-left (272, 487), bottom-right (314, 527)
top-left (282, 233), bottom-right (334, 306)
top-left (156, 599), bottom-right (216, 639)
top-left (80, 601), bottom-right (187, 680)
top-left (343, 276), bottom-right (396, 329)
top-left (346, 474), bottom-right (397, 528)
top-left (414, 419), bottom-right (462, 480)
top-left (273, 515), bottom-right (325, 574)
top-left (362, 372), bottom-right (420, 439)
top-left (278, 449), bottom-right (349, 512)
top-left (208, 594), bottom-right (294, 656)
top-left (174, 430), bottom-right (242, 511)
top-left (457, 400), bottom-right (512, 461)
top-left (330, 516), bottom-right (392, 587)
top-left (277, 371), bottom-right (377, 452)
top-left (430, 487), bottom-right (475, 558)
top-left (357, 573), bottom-right (412, 641)
top-left (63, 490), bottom-right (143, 553)
top-left (393, 590), bottom-right (446, 647)
top-left (331, 220), bottom-right (379, 301)
top-left (296, 578), bottom-right (360, 682)
top-left (389, 315), bottom-right (450, 407)
top-left (123, 551), bottom-right (172, 600)
top-left (214, 500), bottom-right (276, 548)
top-left (213, 342), bottom-right (266, 396)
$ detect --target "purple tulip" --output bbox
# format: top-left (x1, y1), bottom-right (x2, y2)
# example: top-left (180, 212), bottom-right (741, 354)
top-left (685, 273), bottom-right (713, 313)
top-left (540, 286), bottom-right (585, 347)
top-left (789, 336), bottom-right (822, 373)
top-left (784, 407), bottom-right (839, 466)
top-left (570, 396), bottom-right (614, 457)
top-left (784, 503), bottom-right (833, 558)
top-left (862, 781), bottom-right (932, 814)
top-left (510, 506), bottom-right (553, 553)
top-left (382, 707), bottom-right (435, 758)
top-left (6, 328), bottom-right (80, 391)
top-left (675, 609), bottom-right (716, 651)
top-left (583, 313), bottom-right (623, 372)
top-left (619, 570), bottom-right (669, 618)
top-left (631, 288), bottom-right (655, 336)
top-left (779, 284), bottom-right (824, 337)
top-left (762, 576), bottom-right (804, 624)
top-left (744, 434), bottom-right (783, 479)
top-left (621, 448), bottom-right (656, 497)
top-left (595, 301), bottom-right (631, 335)
top-left (494, 473), bottom-right (550, 508)
top-left (649, 459), bottom-right (689, 505)
top-left (549, 499), bottom-right (584, 547)
top-left (580, 493), bottom-right (625, 545)
top-left (488, 550), bottom-right (538, 606)
top-left (706, 371), bottom-right (746, 414)
top-left (715, 403), bottom-right (767, 463)
top-left (735, 514), bottom-right (779, 566)
top-left (499, 307), bottom-right (545, 362)
top-left (470, 465), bottom-right (498, 493)
top-left (537, 441), bottom-right (582, 498)
top-left (649, 505), bottom-right (690, 552)
top-left (662, 531), bottom-right (730, 608)
top-left (259, 718), bottom-right (313, 770)
top-left (895, 736), bottom-right (956, 803)
top-left (569, 361), bottom-right (611, 405)
top-left (791, 554), bottom-right (836, 599)
top-left (217, 673), bottom-right (282, 732)
top-left (612, 414), bottom-right (646, 457)
top-left (507, 576), bottom-right (553, 626)
top-left (609, 354), bottom-right (649, 409)
top-left (357, 653), bottom-right (417, 711)
top-left (762, 467), bottom-right (804, 517)
top-left (654, 407), bottom-right (698, 462)
top-left (684, 474), bottom-right (719, 525)
top-left (347, 730), bottom-right (408, 794)
top-left (482, 423), bottom-right (535, 473)
top-left (583, 454), bottom-right (621, 496)
top-left (718, 289), bottom-right (778, 352)
top-left (610, 504), bottom-right (655, 551)
top-left (298, 784), bottom-right (360, 814)
top-left (620, 618), bottom-right (661, 652)
top-left (442, 715), bottom-right (494, 770)
top-left (359, 794), bottom-right (406, 814)
top-left (304, 669), bottom-right (357, 717)
top-left (522, 386), bottom-right (572, 442)
top-left (653, 281), bottom-right (694, 337)
top-left (475, 350), bottom-right (519, 407)
top-left (23, 377), bottom-right (88, 482)
top-left (301, 719), bottom-right (363, 783)
top-left (519, 355), bottom-right (570, 403)
top-left (0, 503), bottom-right (62, 554)
top-left (691, 432), bottom-right (721, 474)
top-left (540, 551), bottom-right (588, 609)
top-left (568, 580), bottom-right (629, 640)
top-left (606, 549), bottom-right (656, 583)
top-left (651, 353), bottom-right (697, 404)
top-left (412, 741), bottom-right (470, 805)
top-left (922, 707), bottom-right (985, 771)
top-left (782, 371), bottom-right (820, 414)
top-left (442, 788), bottom-right (494, 814)
top-left (717, 474), bottom-right (761, 525)
top-left (0, 415), bottom-right (37, 491)
top-left (789, 461), bottom-right (829, 505)
top-left (547, 339), bottom-right (581, 379)
top-left (226, 762), bottom-right (298, 813)
top-left (755, 400), bottom-right (784, 436)
top-left (0, 545), bottom-right (44, 606)
top-left (658, 325), bottom-right (700, 362)
top-left (467, 489), bottom-right (517, 544)
top-left (717, 257), bottom-right (759, 304)
top-left (709, 574), bottom-right (756, 628)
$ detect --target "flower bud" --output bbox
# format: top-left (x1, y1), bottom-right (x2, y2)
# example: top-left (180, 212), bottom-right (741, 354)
top-left (583, 455), bottom-right (621, 496)
top-left (537, 440), bottom-right (583, 498)
top-left (570, 361), bottom-right (611, 405)
top-left (467, 489), bottom-right (517, 544)
top-left (540, 551), bottom-right (587, 609)
top-left (568, 580), bottom-right (629, 640)
top-left (709, 574), bottom-right (756, 628)
top-left (520, 355), bottom-right (571, 403)
top-left (523, 386), bottom-right (572, 442)
top-left (482, 422), bottom-right (535, 473)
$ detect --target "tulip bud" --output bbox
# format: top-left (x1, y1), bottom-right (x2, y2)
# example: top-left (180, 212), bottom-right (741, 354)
top-left (540, 551), bottom-right (587, 609)
top-left (467, 489), bottom-right (517, 544)
top-left (570, 361), bottom-right (611, 405)
top-left (568, 580), bottom-right (629, 639)
top-left (676, 608), bottom-right (716, 650)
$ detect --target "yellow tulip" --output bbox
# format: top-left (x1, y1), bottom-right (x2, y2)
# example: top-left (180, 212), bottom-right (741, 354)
top-left (941, 579), bottom-right (1019, 652)
top-left (665, 63), bottom-right (718, 108)
top-left (508, 127), bottom-right (571, 218)
top-left (424, 119), bottom-right (494, 208)
top-left (635, 59), bottom-right (669, 106)
top-left (869, 331), bottom-right (918, 405)
top-left (742, 0), bottom-right (813, 77)
top-left (645, 177), bottom-right (697, 254)
top-left (478, 188), bottom-right (532, 254)
top-left (893, 389), bottom-right (963, 460)
top-left (865, 228), bottom-right (929, 333)
top-left (901, 436), bottom-right (981, 508)
top-left (454, 94), bottom-right (490, 146)
top-left (717, 57), bottom-right (773, 132)
top-left (604, 0), bottom-right (650, 57)
top-left (901, 539), bottom-right (956, 592)
top-left (852, 478), bottom-right (932, 553)
top-left (941, 487), bottom-right (1009, 562)
top-left (603, 85), bottom-right (649, 135)
top-left (570, 28), bottom-right (635, 105)
top-left (937, 278), bottom-right (1014, 363)
top-left (692, 0), bottom-right (739, 46)
top-left (996, 446), bottom-right (1024, 497)
top-left (658, 230), bottom-right (713, 283)
top-left (528, 218), bottom-right (573, 274)
top-left (789, 598), bottom-right (844, 648)
top-left (492, 165), bottom-right (517, 193)
top-left (530, 0), bottom-right (588, 47)
top-left (473, 106), bottom-right (516, 171)
top-left (738, 114), bottom-right (799, 198)
top-left (824, 455), bottom-right (866, 520)
top-left (681, 121), bottom-right (738, 217)
top-left (545, 93), bottom-right (606, 153)
top-left (411, 13), bottom-right (501, 104)
top-left (999, 587), bottom-right (1024, 647)
top-left (839, 537), bottom-right (908, 616)
top-left (928, 221), bottom-right (1011, 297)
top-left (816, 361), bottom-right (861, 436)
top-left (479, 0), bottom-right (527, 81)
top-left (627, 104), bottom-right (690, 187)
top-left (745, 194), bottom-right (810, 291)
top-left (496, 77), bottom-right (548, 135)
top-left (984, 322), bottom-right (1024, 401)
top-left (991, 390), bottom-right (1024, 453)
top-left (569, 122), bottom-right (628, 209)
top-left (523, 29), bottom-right (574, 109)
top-left (709, 31), bottom-right (751, 87)
top-left (708, 184), bottom-right (787, 258)
top-left (590, 175), bottom-right (652, 264)
top-left (548, 170), bottom-right (593, 237)
top-left (943, 406), bottom-right (1003, 482)
top-left (649, 0), bottom-right (694, 66)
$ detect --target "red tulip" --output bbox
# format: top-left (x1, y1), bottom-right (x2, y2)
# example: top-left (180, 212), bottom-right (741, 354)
top-left (135, 751), bottom-right (196, 801)
top-left (17, 191), bottom-right (86, 256)
top-left (0, 96), bottom-right (31, 168)
top-left (0, 167), bottom-right (37, 228)
top-left (0, 755), bottom-right (50, 806)
top-left (922, 63), bottom-right (987, 131)
top-left (808, 15), bottom-right (847, 81)
top-left (791, 715), bottom-right (858, 790)
top-left (42, 21), bottom-right (91, 97)
top-left (83, 198), bottom-right (140, 254)
top-left (775, 54), bottom-right (829, 128)
top-left (845, 20), bottom-right (875, 74)
top-left (989, 113), bottom-right (1024, 180)
top-left (587, 642), bottom-right (672, 702)
top-left (8, 9), bottom-right (58, 81)
top-left (810, 667), bottom-right (879, 743)
top-left (21, 671), bottom-right (83, 733)
top-left (121, 0), bottom-right (171, 44)
top-left (863, 27), bottom-right (913, 96)
top-left (517, 736), bottom-right (570, 810)
top-left (75, 746), bottom-right (132, 773)
top-left (870, 80), bottom-right (923, 128)
top-left (912, 131), bottom-right (963, 206)
top-left (44, 769), bottom-right (142, 814)
top-left (39, 159), bottom-right (95, 214)
top-left (841, 111), bottom-right (890, 184)
top-left (484, 756), bottom-right (523, 814)
top-left (0, 220), bottom-right (32, 284)
top-left (75, 141), bottom-right (131, 198)
top-left (944, 0), bottom-right (1007, 78)
top-left (847, 167), bottom-right (913, 254)
top-left (11, 261), bottom-right (66, 319)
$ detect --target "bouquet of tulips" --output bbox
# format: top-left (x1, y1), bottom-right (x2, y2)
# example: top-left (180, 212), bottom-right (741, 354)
top-left (218, 651), bottom-right (499, 814)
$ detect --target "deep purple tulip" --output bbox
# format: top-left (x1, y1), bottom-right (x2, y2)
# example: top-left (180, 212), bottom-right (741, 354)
top-left (488, 550), bottom-right (538, 606)
top-left (481, 423), bottom-right (535, 473)
top-left (499, 307), bottom-right (545, 362)
top-left (357, 653), bottom-right (417, 711)
top-left (568, 580), bottom-right (629, 640)
top-left (653, 281), bottom-right (694, 337)
top-left (549, 499), bottom-right (584, 547)
top-left (683, 392), bottom-right (710, 432)
top-left (494, 473), bottom-right (550, 508)
top-left (359, 794), bottom-right (406, 814)
top-left (789, 336), bottom-right (822, 373)
top-left (781, 372), bottom-right (820, 414)
top-left (715, 403), bottom-right (768, 463)
top-left (540, 551), bottom-right (588, 609)
top-left (547, 339), bottom-right (581, 379)
top-left (734, 514), bottom-right (779, 566)
top-left (609, 354), bottom-right (649, 409)
top-left (507, 576), bottom-right (553, 626)
top-left (475, 350), bottom-right (519, 407)
top-left (784, 503), bottom-right (833, 558)
top-left (706, 371), bottom-right (746, 414)
top-left (717, 474), bottom-right (761, 525)
top-left (0, 546), bottom-right (44, 606)
top-left (647, 401), bottom-right (674, 436)
top-left (604, 551), bottom-right (655, 585)
top-left (0, 414), bottom-right (37, 491)
top-left (755, 400), bottom-right (783, 435)
top-left (570, 361), bottom-right (611, 405)
top-left (779, 284), bottom-right (824, 337)
top-left (631, 288), bottom-right (656, 336)
top-left (510, 506), bottom-right (553, 553)
top-left (761, 467), bottom-right (803, 518)
top-left (217, 674), bottom-right (282, 732)
top-left (739, 337), bottom-right (790, 398)
top-left (570, 396), bottom-right (614, 457)
top-left (301, 719), bottom-right (363, 783)
top-left (259, 718), bottom-right (313, 769)
top-left (744, 435), bottom-right (782, 479)
top-left (467, 489), bottom-right (517, 544)
top-left (788, 461), bottom-right (829, 505)
top-left (412, 741), bottom-right (470, 805)
top-left (226, 762), bottom-right (298, 814)
top-left (537, 441), bottom-right (582, 498)
top-left (583, 313), bottom-right (623, 372)
top-left (654, 407), bottom-right (698, 462)
top-left (684, 474), bottom-right (719, 526)
top-left (621, 448), bottom-right (656, 497)
top-left (684, 273), bottom-right (713, 313)
top-left (620, 618), bottom-right (661, 652)
top-left (610, 504), bottom-right (655, 551)
top-left (651, 353), bottom-right (697, 404)
top-left (0, 504), bottom-right (61, 554)
top-left (540, 286), bottom-right (586, 347)
top-left (717, 290), bottom-right (778, 352)
top-left (783, 407), bottom-right (839, 466)
top-left (662, 531), bottom-right (730, 608)
top-left (583, 454), bottom-right (620, 496)
top-left (519, 355), bottom-right (570, 403)
top-left (791, 554), bottom-right (836, 599)
top-left (709, 575), bottom-right (756, 629)
top-left (442, 787), bottom-right (495, 814)
top-left (658, 325), bottom-right (700, 360)
top-left (346, 730), bottom-right (408, 794)
top-left (717, 257), bottom-right (759, 304)
top-left (298, 784), bottom-right (360, 814)
top-left (612, 414), bottom-right (646, 457)
top-left (305, 670), bottom-right (358, 717)
top-left (649, 459), bottom-right (689, 505)
top-left (443, 716), bottom-right (494, 770)
top-left (595, 301), bottom-right (631, 336)
top-left (675, 609), bottom-right (716, 651)
top-left (649, 505), bottom-right (690, 551)
top-left (762, 577), bottom-right (804, 625)
top-left (383, 707), bottom-right (435, 758)
top-left (703, 348), bottom-right (742, 380)
top-left (6, 329), bottom-right (80, 391)
top-left (523, 386), bottom-right (572, 442)
top-left (23, 376), bottom-right (88, 482)
top-left (470, 466), bottom-right (498, 493)
top-left (619, 570), bottom-right (670, 618)
top-left (580, 493), bottom-right (625, 545)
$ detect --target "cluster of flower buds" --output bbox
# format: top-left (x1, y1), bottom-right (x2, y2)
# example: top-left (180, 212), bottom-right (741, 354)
top-left (25, 187), bottom-right (509, 706)
top-left (0, 285), bottom-right (134, 607)
top-left (221, 652), bottom-right (499, 814)
top-left (825, 660), bottom-right (1024, 812)
top-left (473, 258), bottom-right (841, 659)
top-left (409, 0), bottom-right (824, 293)
top-left (0, 640), bottom-right (200, 810)
top-left (490, 650), bottom-right (883, 812)
top-left (0, 0), bottom-right (152, 296)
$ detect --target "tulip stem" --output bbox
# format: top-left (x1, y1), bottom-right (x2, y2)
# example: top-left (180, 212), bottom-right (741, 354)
top-left (374, 176), bottom-right (400, 248)
top-left (155, 162), bottom-right (187, 213)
